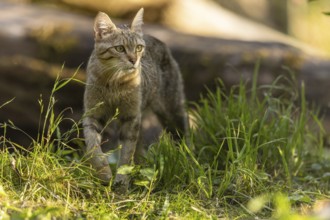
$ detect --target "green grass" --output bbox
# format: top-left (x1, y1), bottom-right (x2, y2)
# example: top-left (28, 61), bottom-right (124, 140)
top-left (0, 67), bottom-right (329, 219)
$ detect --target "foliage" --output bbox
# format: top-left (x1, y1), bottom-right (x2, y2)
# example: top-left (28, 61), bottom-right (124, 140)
top-left (0, 66), bottom-right (329, 219)
top-left (308, 0), bottom-right (330, 15)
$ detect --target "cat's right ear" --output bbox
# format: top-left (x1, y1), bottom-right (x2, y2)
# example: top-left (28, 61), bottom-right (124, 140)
top-left (94, 12), bottom-right (117, 40)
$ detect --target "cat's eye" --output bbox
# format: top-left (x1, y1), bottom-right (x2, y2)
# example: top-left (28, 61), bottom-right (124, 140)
top-left (136, 45), bottom-right (143, 52)
top-left (114, 45), bottom-right (125, 53)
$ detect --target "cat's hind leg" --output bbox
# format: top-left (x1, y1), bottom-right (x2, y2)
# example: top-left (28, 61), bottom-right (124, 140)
top-left (114, 114), bottom-right (141, 191)
top-left (153, 97), bottom-right (189, 142)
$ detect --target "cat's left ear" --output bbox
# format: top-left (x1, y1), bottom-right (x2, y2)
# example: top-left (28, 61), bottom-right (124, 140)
top-left (131, 8), bottom-right (144, 37)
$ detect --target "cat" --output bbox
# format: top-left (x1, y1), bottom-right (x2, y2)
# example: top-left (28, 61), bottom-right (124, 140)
top-left (82, 8), bottom-right (189, 190)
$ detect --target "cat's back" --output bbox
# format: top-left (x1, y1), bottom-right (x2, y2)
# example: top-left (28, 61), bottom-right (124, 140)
top-left (140, 34), bottom-right (183, 108)
top-left (143, 35), bottom-right (173, 64)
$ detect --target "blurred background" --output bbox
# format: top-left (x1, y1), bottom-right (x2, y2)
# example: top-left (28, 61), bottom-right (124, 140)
top-left (1, 0), bottom-right (330, 146)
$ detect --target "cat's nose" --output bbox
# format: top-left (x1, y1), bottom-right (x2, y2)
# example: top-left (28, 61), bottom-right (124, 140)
top-left (129, 58), bottom-right (136, 65)
top-left (127, 55), bottom-right (137, 65)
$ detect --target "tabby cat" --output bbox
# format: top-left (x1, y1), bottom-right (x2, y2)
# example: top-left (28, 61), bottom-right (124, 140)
top-left (83, 8), bottom-right (189, 189)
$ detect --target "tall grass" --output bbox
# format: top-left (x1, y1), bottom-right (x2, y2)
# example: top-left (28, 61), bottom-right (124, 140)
top-left (0, 71), bottom-right (101, 219)
top-left (143, 67), bottom-right (327, 218)
top-left (0, 67), bottom-right (328, 219)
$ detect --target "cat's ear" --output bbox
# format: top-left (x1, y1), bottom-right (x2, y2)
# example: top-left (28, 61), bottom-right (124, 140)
top-left (131, 8), bottom-right (144, 36)
top-left (94, 12), bottom-right (117, 40)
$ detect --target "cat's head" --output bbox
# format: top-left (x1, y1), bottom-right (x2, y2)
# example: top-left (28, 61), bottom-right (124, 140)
top-left (93, 8), bottom-right (145, 74)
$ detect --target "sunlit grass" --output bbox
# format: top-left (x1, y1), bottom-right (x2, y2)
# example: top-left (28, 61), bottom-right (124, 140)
top-left (0, 66), bottom-right (329, 219)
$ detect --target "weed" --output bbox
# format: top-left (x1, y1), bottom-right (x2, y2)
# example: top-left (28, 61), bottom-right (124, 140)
top-left (0, 65), bottom-right (329, 219)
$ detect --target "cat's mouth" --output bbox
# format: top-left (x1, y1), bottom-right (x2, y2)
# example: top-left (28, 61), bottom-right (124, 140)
top-left (127, 67), bottom-right (136, 73)
top-left (125, 65), bottom-right (140, 74)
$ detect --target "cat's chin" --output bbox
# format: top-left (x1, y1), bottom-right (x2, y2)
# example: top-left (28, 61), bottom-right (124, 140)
top-left (122, 75), bottom-right (140, 86)
top-left (113, 68), bottom-right (140, 86)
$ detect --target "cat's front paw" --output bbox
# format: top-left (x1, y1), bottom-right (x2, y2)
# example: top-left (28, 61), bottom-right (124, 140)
top-left (113, 174), bottom-right (129, 194)
top-left (94, 165), bottom-right (112, 186)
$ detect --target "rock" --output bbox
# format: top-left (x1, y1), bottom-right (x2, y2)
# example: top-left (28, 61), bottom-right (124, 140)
top-left (1, 1), bottom-right (330, 146)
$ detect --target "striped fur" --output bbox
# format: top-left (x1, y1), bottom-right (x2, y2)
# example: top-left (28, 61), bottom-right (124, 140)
top-left (83, 8), bottom-right (189, 190)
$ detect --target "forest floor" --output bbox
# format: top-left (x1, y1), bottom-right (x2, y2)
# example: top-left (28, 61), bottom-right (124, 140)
top-left (0, 71), bottom-right (329, 219)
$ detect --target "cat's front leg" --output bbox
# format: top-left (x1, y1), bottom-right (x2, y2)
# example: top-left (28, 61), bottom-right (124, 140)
top-left (83, 117), bottom-right (112, 185)
top-left (114, 115), bottom-right (141, 189)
